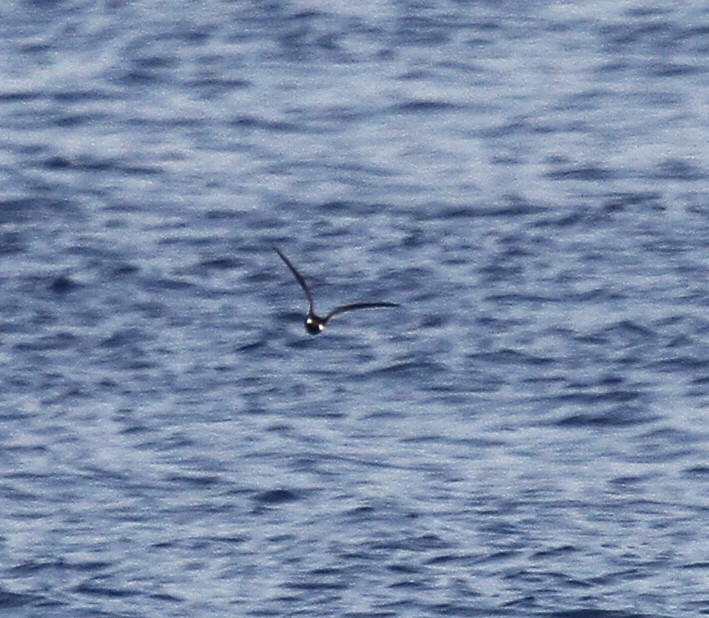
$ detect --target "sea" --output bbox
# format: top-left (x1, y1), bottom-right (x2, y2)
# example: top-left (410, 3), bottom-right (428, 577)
top-left (0, 1), bottom-right (707, 616)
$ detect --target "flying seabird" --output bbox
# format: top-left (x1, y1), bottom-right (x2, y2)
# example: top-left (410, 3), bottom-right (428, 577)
top-left (274, 246), bottom-right (399, 335)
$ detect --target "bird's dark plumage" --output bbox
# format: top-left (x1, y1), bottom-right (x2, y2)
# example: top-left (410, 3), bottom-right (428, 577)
top-left (274, 247), bottom-right (399, 335)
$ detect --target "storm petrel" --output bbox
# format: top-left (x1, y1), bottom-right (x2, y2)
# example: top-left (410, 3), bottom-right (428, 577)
top-left (274, 247), bottom-right (399, 335)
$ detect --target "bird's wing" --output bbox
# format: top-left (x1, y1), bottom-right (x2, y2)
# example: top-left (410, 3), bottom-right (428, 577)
top-left (325, 302), bottom-right (400, 322)
top-left (274, 247), bottom-right (314, 311)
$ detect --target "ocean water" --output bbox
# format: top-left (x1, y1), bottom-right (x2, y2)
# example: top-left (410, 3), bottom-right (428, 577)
top-left (0, 1), bottom-right (707, 616)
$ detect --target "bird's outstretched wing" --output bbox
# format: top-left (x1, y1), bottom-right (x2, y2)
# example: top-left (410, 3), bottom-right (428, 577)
top-left (274, 247), bottom-right (314, 311)
top-left (325, 302), bottom-right (400, 323)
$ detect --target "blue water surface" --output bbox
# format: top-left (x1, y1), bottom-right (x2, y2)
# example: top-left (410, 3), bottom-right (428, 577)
top-left (0, 1), bottom-right (707, 616)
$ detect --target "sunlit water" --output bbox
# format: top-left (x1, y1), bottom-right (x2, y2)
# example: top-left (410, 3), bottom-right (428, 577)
top-left (1, 1), bottom-right (707, 616)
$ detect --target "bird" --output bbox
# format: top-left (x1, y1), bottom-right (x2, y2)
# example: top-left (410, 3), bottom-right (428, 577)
top-left (274, 246), bottom-right (399, 335)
